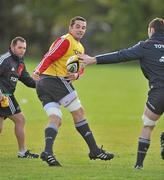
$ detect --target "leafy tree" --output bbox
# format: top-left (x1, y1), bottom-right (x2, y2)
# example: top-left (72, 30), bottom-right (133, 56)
top-left (0, 0), bottom-right (163, 56)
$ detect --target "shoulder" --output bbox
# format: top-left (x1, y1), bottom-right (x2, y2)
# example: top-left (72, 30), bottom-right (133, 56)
top-left (49, 35), bottom-right (70, 51)
top-left (0, 52), bottom-right (12, 65)
top-left (141, 38), bottom-right (159, 48)
top-left (134, 41), bottom-right (145, 47)
top-left (131, 40), bottom-right (152, 50)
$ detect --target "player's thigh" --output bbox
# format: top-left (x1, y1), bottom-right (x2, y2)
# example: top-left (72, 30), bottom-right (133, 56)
top-left (36, 76), bottom-right (75, 105)
top-left (0, 117), bottom-right (4, 132)
top-left (9, 112), bottom-right (25, 126)
top-left (145, 88), bottom-right (164, 120)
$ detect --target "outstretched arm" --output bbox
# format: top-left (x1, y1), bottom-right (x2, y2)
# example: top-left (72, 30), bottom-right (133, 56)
top-left (78, 42), bottom-right (144, 65)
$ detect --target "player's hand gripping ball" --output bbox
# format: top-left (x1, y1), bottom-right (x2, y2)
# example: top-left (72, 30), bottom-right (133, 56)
top-left (66, 55), bottom-right (80, 73)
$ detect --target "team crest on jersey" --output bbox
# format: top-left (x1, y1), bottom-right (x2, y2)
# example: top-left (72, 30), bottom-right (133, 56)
top-left (17, 63), bottom-right (24, 77)
top-left (159, 56), bottom-right (164, 62)
top-left (11, 67), bottom-right (15, 71)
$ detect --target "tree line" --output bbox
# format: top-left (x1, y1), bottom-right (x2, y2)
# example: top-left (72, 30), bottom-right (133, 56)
top-left (0, 0), bottom-right (163, 58)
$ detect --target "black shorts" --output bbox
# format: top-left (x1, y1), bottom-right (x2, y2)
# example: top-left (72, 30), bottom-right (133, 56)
top-left (146, 88), bottom-right (164, 115)
top-left (36, 76), bottom-right (75, 106)
top-left (0, 95), bottom-right (21, 118)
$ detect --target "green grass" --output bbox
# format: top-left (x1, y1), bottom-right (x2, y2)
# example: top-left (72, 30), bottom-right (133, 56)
top-left (0, 61), bottom-right (164, 180)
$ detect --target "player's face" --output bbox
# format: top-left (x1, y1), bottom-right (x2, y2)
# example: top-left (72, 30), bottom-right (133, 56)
top-left (11, 41), bottom-right (26, 58)
top-left (69, 20), bottom-right (87, 41)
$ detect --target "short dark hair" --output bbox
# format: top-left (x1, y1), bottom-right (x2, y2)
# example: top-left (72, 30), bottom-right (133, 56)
top-left (70, 16), bottom-right (87, 27)
top-left (10, 36), bottom-right (26, 46)
top-left (149, 18), bottom-right (164, 34)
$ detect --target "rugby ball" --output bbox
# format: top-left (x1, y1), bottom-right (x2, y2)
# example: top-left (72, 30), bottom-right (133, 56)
top-left (66, 55), bottom-right (80, 73)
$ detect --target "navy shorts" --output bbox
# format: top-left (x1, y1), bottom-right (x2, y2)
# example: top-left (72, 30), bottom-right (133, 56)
top-left (146, 88), bottom-right (164, 115)
top-left (0, 95), bottom-right (21, 118)
top-left (36, 75), bottom-right (75, 106)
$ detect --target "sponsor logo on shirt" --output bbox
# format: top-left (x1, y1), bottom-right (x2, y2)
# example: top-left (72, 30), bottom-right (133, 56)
top-left (11, 67), bottom-right (15, 71)
top-left (10, 76), bottom-right (18, 82)
top-left (159, 56), bottom-right (164, 62)
top-left (154, 44), bottom-right (164, 48)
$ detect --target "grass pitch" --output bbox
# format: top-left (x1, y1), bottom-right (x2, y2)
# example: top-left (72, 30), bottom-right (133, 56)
top-left (0, 61), bottom-right (164, 180)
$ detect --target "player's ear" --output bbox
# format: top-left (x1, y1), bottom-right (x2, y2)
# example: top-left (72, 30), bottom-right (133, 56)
top-left (148, 27), bottom-right (155, 38)
top-left (10, 44), bottom-right (14, 52)
top-left (151, 27), bottom-right (155, 34)
top-left (69, 25), bottom-right (72, 32)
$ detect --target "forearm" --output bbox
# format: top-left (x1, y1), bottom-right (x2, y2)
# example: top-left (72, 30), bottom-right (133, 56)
top-left (96, 51), bottom-right (127, 64)
top-left (78, 44), bottom-right (142, 66)
top-left (20, 77), bottom-right (36, 88)
top-left (95, 43), bottom-right (143, 64)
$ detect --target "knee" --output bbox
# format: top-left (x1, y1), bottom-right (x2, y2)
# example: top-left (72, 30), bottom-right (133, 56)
top-left (15, 116), bottom-right (26, 127)
top-left (57, 120), bottom-right (62, 128)
top-left (72, 107), bottom-right (85, 122)
top-left (142, 114), bottom-right (157, 128)
top-left (78, 107), bottom-right (85, 117)
top-left (49, 114), bottom-right (62, 128)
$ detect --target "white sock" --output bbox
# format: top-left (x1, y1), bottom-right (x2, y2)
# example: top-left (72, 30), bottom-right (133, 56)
top-left (18, 150), bottom-right (27, 156)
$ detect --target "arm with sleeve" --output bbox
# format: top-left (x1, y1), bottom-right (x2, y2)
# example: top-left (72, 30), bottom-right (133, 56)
top-left (19, 65), bottom-right (36, 88)
top-left (96, 42), bottom-right (144, 64)
top-left (0, 59), bottom-right (7, 93)
top-left (35, 38), bottom-right (70, 74)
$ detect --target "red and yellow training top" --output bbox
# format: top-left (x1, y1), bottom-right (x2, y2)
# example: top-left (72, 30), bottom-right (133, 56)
top-left (35, 33), bottom-right (84, 77)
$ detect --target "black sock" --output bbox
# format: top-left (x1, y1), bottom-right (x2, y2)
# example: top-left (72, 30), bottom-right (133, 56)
top-left (135, 137), bottom-right (150, 166)
top-left (160, 132), bottom-right (164, 159)
top-left (75, 119), bottom-right (98, 152)
top-left (44, 127), bottom-right (58, 154)
top-left (160, 132), bottom-right (164, 147)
